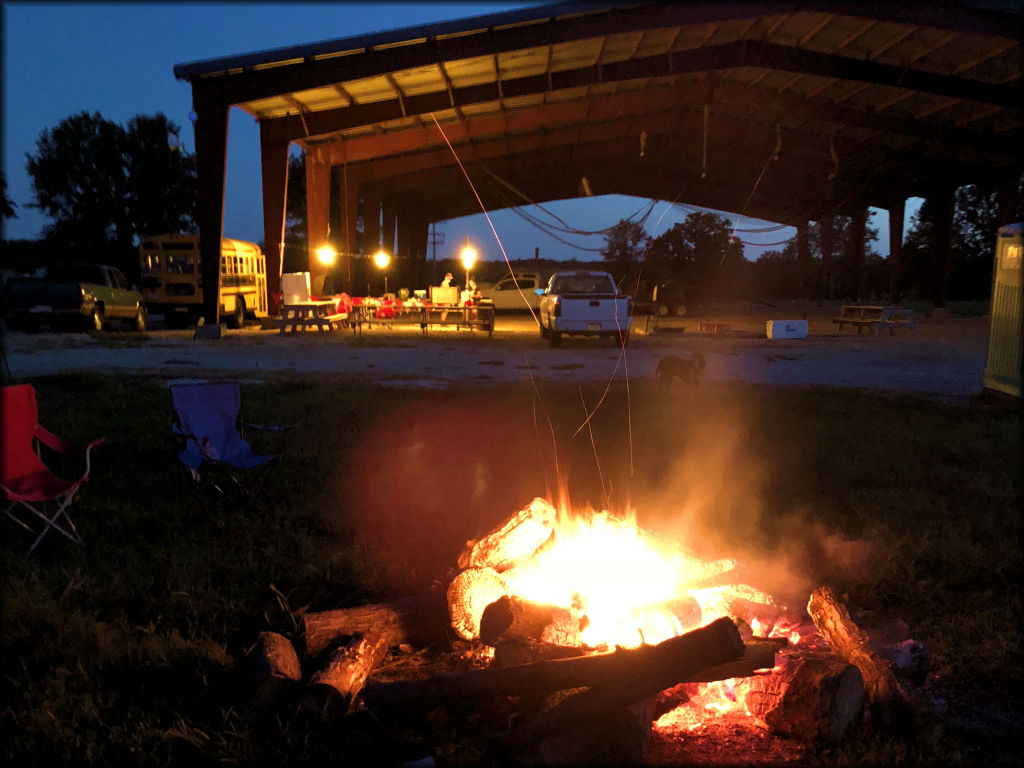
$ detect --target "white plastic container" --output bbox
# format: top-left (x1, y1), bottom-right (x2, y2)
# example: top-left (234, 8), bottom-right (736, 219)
top-left (281, 272), bottom-right (311, 304)
top-left (766, 319), bottom-right (808, 339)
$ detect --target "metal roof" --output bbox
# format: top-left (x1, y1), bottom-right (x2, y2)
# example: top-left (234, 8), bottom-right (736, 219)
top-left (175, 0), bottom-right (1023, 224)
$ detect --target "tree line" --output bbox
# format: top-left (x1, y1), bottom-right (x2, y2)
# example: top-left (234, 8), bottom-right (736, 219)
top-left (600, 183), bottom-right (1021, 306)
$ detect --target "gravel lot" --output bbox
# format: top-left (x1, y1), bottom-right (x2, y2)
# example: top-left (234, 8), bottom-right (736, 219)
top-left (2, 305), bottom-right (991, 403)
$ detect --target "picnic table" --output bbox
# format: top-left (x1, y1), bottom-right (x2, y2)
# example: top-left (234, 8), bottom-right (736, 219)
top-left (833, 305), bottom-right (916, 335)
top-left (279, 299), bottom-right (348, 334)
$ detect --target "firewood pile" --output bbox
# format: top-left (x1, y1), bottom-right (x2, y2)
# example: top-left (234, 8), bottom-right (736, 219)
top-left (245, 498), bottom-right (940, 764)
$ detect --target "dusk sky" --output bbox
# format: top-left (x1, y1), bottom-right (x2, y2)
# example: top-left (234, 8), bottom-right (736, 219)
top-left (2, 2), bottom-right (912, 264)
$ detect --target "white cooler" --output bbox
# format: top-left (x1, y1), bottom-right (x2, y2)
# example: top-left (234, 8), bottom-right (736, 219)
top-left (766, 319), bottom-right (808, 339)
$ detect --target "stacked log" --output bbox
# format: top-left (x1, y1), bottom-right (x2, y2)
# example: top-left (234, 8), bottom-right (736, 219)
top-left (746, 652), bottom-right (864, 743)
top-left (303, 590), bottom-right (449, 657)
top-left (446, 567), bottom-right (508, 641)
top-left (245, 631), bottom-right (303, 719)
top-left (458, 497), bottom-right (556, 572)
top-left (361, 616), bottom-right (746, 712)
top-left (807, 586), bottom-right (914, 731)
top-left (303, 629), bottom-right (390, 722)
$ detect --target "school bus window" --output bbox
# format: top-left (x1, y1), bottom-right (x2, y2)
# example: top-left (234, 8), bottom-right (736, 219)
top-left (167, 254), bottom-right (195, 274)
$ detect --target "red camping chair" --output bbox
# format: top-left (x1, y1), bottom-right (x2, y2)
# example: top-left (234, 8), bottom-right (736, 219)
top-left (1, 384), bottom-right (105, 554)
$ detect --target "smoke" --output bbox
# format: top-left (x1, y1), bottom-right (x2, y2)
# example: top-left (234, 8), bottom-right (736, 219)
top-left (627, 390), bottom-right (877, 609)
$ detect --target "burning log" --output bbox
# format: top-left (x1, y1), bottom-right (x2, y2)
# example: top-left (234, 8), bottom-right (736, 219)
top-left (245, 631), bottom-right (302, 718)
top-left (361, 616), bottom-right (745, 712)
top-left (746, 652), bottom-right (864, 743)
top-left (492, 640), bottom-right (587, 667)
top-left (457, 497), bottom-right (556, 572)
top-left (446, 567), bottom-right (508, 641)
top-left (303, 592), bottom-right (449, 657)
top-left (303, 629), bottom-right (390, 722)
top-left (684, 637), bottom-right (785, 682)
top-left (807, 586), bottom-right (913, 731)
top-left (478, 595), bottom-right (583, 646)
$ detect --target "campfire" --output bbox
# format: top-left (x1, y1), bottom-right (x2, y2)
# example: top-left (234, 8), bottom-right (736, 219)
top-left (248, 498), bottom-right (937, 763)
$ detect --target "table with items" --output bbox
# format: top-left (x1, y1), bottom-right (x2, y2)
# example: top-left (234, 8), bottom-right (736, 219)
top-left (279, 299), bottom-right (349, 334)
top-left (349, 297), bottom-right (495, 337)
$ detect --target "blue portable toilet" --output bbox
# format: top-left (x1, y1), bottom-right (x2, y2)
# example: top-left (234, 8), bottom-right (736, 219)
top-left (983, 223), bottom-right (1022, 398)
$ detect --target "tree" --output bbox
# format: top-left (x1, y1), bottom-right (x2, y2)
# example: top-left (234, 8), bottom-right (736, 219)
top-left (601, 218), bottom-right (648, 274)
top-left (648, 212), bottom-right (745, 298)
top-left (1, 174), bottom-right (16, 220)
top-left (25, 110), bottom-right (196, 279)
top-left (26, 111), bottom-right (128, 254)
top-left (285, 152), bottom-right (307, 245)
top-left (901, 176), bottom-right (1022, 302)
top-left (123, 114), bottom-right (196, 239)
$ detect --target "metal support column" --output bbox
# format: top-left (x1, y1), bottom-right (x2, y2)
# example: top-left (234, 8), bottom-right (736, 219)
top-left (191, 82), bottom-right (229, 328)
top-left (259, 132), bottom-right (289, 303)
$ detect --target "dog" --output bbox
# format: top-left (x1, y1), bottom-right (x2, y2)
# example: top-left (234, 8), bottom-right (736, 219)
top-left (656, 352), bottom-right (706, 390)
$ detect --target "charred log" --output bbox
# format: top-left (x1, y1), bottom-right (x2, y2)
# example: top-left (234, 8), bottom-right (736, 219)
top-left (303, 629), bottom-right (390, 722)
top-left (361, 616), bottom-right (744, 713)
top-left (807, 586), bottom-right (913, 731)
top-left (478, 595), bottom-right (584, 646)
top-left (683, 637), bottom-right (785, 682)
top-left (245, 631), bottom-right (302, 719)
top-left (746, 652), bottom-right (864, 744)
top-left (303, 592), bottom-right (449, 657)
top-left (457, 497), bottom-right (556, 572)
top-left (492, 640), bottom-right (587, 668)
top-left (446, 567), bottom-right (508, 641)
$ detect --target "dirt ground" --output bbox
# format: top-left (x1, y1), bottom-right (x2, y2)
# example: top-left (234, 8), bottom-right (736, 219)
top-left (2, 301), bottom-right (993, 403)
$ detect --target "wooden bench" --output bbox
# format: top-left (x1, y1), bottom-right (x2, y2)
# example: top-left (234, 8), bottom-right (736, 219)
top-left (833, 305), bottom-right (916, 336)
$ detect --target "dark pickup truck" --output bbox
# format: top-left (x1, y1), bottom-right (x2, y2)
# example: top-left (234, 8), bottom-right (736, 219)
top-left (3, 264), bottom-right (147, 332)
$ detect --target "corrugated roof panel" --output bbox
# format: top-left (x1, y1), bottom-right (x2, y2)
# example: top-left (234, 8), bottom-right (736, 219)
top-left (767, 12), bottom-right (835, 49)
top-left (339, 75), bottom-right (399, 105)
top-left (460, 99), bottom-right (503, 118)
top-left (290, 85), bottom-right (348, 106)
top-left (718, 16), bottom-right (777, 46)
top-left (549, 37), bottom-right (604, 71)
top-left (874, 27), bottom-right (960, 70)
top-left (497, 47), bottom-right (549, 79)
top-left (809, 16), bottom-right (873, 55)
top-left (632, 27), bottom-right (679, 59)
top-left (544, 85), bottom-right (591, 104)
top-left (501, 93), bottom-right (545, 112)
top-left (445, 55), bottom-right (501, 89)
top-left (390, 64), bottom-right (447, 97)
top-left (599, 31), bottom-right (644, 65)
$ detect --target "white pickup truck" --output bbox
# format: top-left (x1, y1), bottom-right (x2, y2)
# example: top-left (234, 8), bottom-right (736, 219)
top-left (536, 270), bottom-right (633, 347)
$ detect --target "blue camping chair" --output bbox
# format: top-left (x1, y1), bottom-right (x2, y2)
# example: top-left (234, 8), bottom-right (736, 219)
top-left (170, 381), bottom-right (288, 511)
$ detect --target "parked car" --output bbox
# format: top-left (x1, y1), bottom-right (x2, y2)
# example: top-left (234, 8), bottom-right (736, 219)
top-left (475, 271), bottom-right (546, 310)
top-left (536, 270), bottom-right (633, 347)
top-left (3, 264), bottom-right (146, 332)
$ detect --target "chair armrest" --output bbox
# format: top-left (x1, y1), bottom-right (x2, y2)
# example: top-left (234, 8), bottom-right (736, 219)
top-left (34, 424), bottom-right (76, 453)
top-left (35, 425), bottom-right (105, 456)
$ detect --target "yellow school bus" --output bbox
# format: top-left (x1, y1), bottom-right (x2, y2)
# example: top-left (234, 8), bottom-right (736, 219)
top-left (139, 234), bottom-right (268, 328)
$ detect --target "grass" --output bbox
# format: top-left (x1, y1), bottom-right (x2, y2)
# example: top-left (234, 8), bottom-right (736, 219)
top-left (1, 373), bottom-right (1020, 766)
